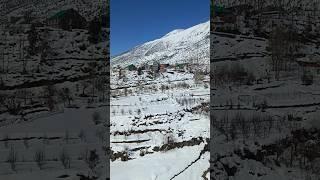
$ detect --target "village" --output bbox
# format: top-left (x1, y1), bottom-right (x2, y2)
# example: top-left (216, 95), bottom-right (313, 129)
top-left (109, 19), bottom-right (210, 179)
top-left (120, 61), bottom-right (209, 76)
top-left (109, 61), bottom-right (210, 179)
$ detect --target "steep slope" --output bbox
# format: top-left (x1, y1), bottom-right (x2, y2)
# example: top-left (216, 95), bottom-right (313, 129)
top-left (111, 21), bottom-right (210, 66)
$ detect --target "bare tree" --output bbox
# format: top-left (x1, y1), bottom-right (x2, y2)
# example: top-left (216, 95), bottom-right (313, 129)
top-left (78, 129), bottom-right (87, 142)
top-left (43, 85), bottom-right (56, 111)
top-left (34, 148), bottom-right (46, 170)
top-left (59, 147), bottom-right (71, 169)
top-left (81, 81), bottom-right (90, 96)
top-left (23, 134), bottom-right (29, 149)
top-left (95, 128), bottom-right (105, 142)
top-left (3, 134), bottom-right (9, 149)
top-left (85, 149), bottom-right (100, 177)
top-left (64, 130), bottom-right (70, 144)
top-left (269, 27), bottom-right (288, 80)
top-left (58, 88), bottom-right (73, 106)
top-left (1, 94), bottom-right (22, 115)
top-left (7, 145), bottom-right (18, 171)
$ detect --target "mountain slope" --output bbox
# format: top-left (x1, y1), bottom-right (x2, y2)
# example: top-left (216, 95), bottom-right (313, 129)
top-left (111, 21), bottom-right (210, 67)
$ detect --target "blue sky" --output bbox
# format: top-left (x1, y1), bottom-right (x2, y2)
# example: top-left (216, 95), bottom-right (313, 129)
top-left (110, 0), bottom-right (209, 56)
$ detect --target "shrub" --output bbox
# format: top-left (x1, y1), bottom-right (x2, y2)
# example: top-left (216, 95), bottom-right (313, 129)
top-left (139, 149), bottom-right (146, 156)
top-left (137, 109), bottom-right (141, 115)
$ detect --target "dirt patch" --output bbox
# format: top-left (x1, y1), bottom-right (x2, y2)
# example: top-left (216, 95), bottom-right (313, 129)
top-left (111, 139), bottom-right (151, 144)
top-left (113, 129), bottom-right (167, 136)
top-left (153, 137), bottom-right (205, 152)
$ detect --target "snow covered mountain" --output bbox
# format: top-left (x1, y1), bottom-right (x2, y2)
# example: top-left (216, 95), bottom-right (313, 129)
top-left (111, 21), bottom-right (210, 67)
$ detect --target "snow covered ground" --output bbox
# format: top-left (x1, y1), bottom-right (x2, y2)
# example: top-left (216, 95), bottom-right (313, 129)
top-left (0, 107), bottom-right (107, 180)
top-left (0, 1), bottom-right (109, 179)
top-left (211, 27), bottom-right (320, 179)
top-left (110, 68), bottom-right (210, 179)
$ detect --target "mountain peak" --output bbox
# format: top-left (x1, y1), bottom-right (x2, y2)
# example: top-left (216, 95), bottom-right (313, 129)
top-left (112, 21), bottom-right (210, 66)
top-left (163, 29), bottom-right (184, 38)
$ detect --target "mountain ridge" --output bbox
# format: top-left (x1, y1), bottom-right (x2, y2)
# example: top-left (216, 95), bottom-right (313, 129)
top-left (111, 20), bottom-right (210, 67)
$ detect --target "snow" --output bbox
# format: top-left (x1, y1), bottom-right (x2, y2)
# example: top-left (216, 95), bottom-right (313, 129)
top-left (110, 67), bottom-right (210, 178)
top-left (0, 1), bottom-right (108, 179)
top-left (111, 145), bottom-right (206, 180)
top-left (111, 21), bottom-right (210, 67)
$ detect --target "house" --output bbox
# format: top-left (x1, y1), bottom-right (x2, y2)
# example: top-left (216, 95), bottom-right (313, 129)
top-left (45, 9), bottom-right (87, 30)
top-left (160, 64), bottom-right (169, 73)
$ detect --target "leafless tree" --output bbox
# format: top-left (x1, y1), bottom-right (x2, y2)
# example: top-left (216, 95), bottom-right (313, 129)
top-left (7, 145), bottom-right (18, 171)
top-left (59, 147), bottom-right (71, 169)
top-left (78, 129), bottom-right (87, 142)
top-left (34, 148), bottom-right (46, 170)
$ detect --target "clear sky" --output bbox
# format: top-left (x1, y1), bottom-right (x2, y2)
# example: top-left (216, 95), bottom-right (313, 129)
top-left (110, 0), bottom-right (209, 56)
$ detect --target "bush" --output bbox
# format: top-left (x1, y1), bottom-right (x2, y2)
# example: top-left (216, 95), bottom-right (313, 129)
top-left (163, 133), bottom-right (176, 145)
top-left (139, 149), bottom-right (146, 156)
top-left (1, 96), bottom-right (22, 115)
top-left (79, 44), bottom-right (87, 51)
top-left (120, 151), bottom-right (129, 161)
top-left (137, 109), bottom-right (141, 115)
